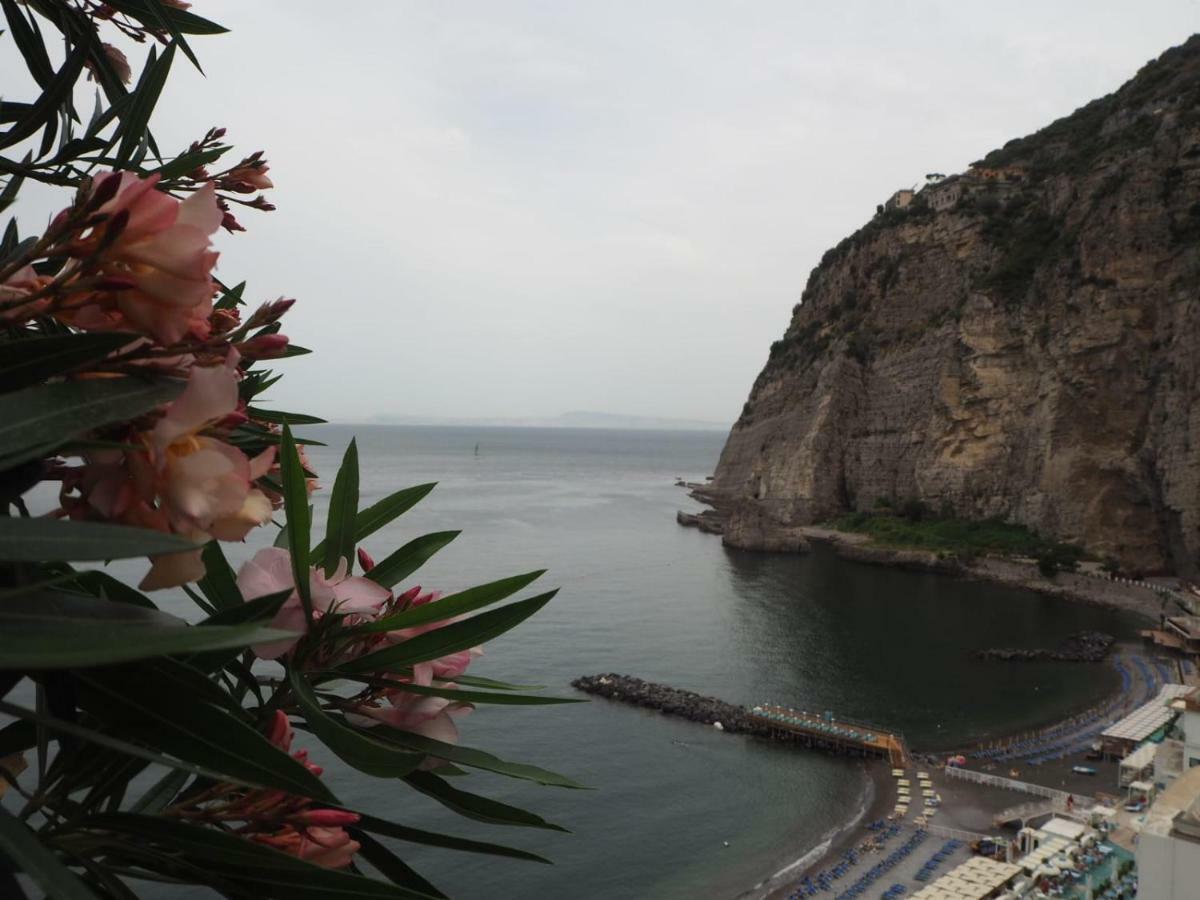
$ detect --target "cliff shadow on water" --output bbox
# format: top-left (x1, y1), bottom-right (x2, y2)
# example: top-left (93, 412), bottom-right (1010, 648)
top-left (717, 542), bottom-right (1141, 749)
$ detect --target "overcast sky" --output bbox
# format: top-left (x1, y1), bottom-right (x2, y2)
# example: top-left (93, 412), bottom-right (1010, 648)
top-left (11, 2), bottom-right (1200, 423)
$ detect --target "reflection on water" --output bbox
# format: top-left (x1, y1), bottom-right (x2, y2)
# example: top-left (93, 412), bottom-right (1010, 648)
top-left (25, 425), bottom-right (1141, 900)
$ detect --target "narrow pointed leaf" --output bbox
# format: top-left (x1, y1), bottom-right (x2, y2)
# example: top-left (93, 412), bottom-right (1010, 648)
top-left (312, 483), bottom-right (436, 560)
top-left (339, 591), bottom-right (557, 674)
top-left (289, 668), bottom-right (424, 777)
top-left (0, 518), bottom-right (197, 562)
top-left (280, 424), bottom-right (312, 620)
top-left (0, 332), bottom-right (139, 392)
top-left (353, 833), bottom-right (447, 899)
top-left (354, 569), bottom-right (542, 633)
top-left (0, 376), bottom-right (183, 468)
top-left (403, 771), bottom-right (569, 831)
top-left (0, 43), bottom-right (87, 150)
top-left (324, 438), bottom-right (359, 575)
top-left (352, 814), bottom-right (549, 863)
top-left (0, 592), bottom-right (297, 668)
top-left (196, 540), bottom-right (242, 611)
top-left (116, 43), bottom-right (175, 166)
top-left (372, 727), bottom-right (585, 789)
top-left (0, 807), bottom-right (99, 900)
top-left (76, 669), bottom-right (335, 802)
top-left (380, 682), bottom-right (583, 707)
top-left (64, 815), bottom-right (437, 900)
top-left (363, 531), bottom-right (460, 590)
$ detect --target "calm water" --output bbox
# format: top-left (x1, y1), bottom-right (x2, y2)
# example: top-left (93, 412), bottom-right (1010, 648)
top-left (293, 426), bottom-right (1140, 899)
top-left (27, 425), bottom-right (1142, 899)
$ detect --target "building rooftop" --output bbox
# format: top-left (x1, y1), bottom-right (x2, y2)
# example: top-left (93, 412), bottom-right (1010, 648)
top-left (1102, 684), bottom-right (1192, 743)
top-left (1140, 763), bottom-right (1200, 844)
top-left (1040, 817), bottom-right (1086, 841)
top-left (909, 857), bottom-right (1023, 899)
top-left (1166, 615), bottom-right (1200, 639)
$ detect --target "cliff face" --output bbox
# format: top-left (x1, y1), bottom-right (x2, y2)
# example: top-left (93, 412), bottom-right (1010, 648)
top-left (712, 36), bottom-right (1200, 574)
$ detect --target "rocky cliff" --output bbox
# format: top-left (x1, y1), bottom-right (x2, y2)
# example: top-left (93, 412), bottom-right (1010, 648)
top-left (710, 36), bottom-right (1200, 575)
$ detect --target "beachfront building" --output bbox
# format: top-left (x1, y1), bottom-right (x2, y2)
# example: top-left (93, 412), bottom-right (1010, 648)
top-left (1180, 688), bottom-right (1200, 770)
top-left (1164, 615), bottom-right (1200, 655)
top-left (1136, 765), bottom-right (1200, 899)
top-left (1100, 684), bottom-right (1192, 758)
top-left (1121, 740), bottom-right (1158, 787)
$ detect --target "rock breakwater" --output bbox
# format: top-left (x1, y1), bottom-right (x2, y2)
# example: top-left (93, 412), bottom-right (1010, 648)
top-left (975, 631), bottom-right (1114, 662)
top-left (570, 674), bottom-right (766, 735)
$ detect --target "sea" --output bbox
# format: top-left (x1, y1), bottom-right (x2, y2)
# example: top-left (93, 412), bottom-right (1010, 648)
top-left (293, 426), bottom-right (1142, 900)
top-left (24, 425), bottom-right (1145, 899)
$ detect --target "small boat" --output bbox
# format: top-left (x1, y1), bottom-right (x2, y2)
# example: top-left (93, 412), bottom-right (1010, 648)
top-left (1072, 765), bottom-right (1097, 775)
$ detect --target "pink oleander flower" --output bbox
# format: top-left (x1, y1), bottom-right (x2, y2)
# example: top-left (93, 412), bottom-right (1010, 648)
top-left (77, 353), bottom-right (274, 590)
top-left (61, 171), bottom-right (222, 344)
top-left (356, 661), bottom-right (472, 750)
top-left (224, 163), bottom-right (273, 191)
top-left (252, 824), bottom-right (360, 868)
top-left (236, 547), bottom-right (391, 659)
top-left (385, 585), bottom-right (484, 679)
top-left (0, 265), bottom-right (53, 321)
top-left (102, 43), bottom-right (131, 84)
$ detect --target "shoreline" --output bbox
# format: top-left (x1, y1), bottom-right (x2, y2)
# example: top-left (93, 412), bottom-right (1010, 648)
top-left (800, 527), bottom-right (1172, 624)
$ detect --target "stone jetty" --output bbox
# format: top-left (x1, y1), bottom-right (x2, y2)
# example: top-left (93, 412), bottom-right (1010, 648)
top-left (975, 630), bottom-right (1114, 663)
top-left (571, 674), bottom-right (767, 735)
top-left (572, 674), bottom-right (909, 764)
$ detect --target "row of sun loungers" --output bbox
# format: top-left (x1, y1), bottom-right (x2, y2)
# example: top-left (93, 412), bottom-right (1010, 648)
top-left (913, 839), bottom-right (964, 882)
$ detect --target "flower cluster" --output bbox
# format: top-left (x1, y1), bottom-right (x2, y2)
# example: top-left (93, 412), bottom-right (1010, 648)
top-left (237, 547), bottom-right (481, 748)
top-left (0, 170), bottom-right (297, 589)
top-left (61, 351), bottom-right (276, 589)
top-left (169, 711), bottom-right (361, 869)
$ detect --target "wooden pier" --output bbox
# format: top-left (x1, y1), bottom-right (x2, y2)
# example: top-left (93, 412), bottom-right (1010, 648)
top-left (748, 704), bottom-right (911, 767)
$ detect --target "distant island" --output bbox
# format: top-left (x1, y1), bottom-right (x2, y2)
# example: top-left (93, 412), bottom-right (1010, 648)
top-left (358, 410), bottom-right (730, 432)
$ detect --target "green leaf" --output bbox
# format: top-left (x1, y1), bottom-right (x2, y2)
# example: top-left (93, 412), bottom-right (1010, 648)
top-left (0, 332), bottom-right (140, 393)
top-left (0, 806), bottom-right (100, 900)
top-left (0, 375), bottom-right (183, 469)
top-left (0, 591), bottom-right (298, 668)
top-left (353, 813), bottom-right (549, 863)
top-left (100, 0), bottom-right (229, 35)
top-left (354, 570), bottom-right (543, 633)
top-left (288, 667), bottom-right (425, 778)
top-left (63, 815), bottom-right (438, 900)
top-left (0, 697), bottom-right (278, 791)
top-left (381, 682), bottom-right (583, 707)
top-left (324, 438), bottom-right (359, 575)
top-left (1, 0), bottom-right (54, 88)
top-left (312, 483), bottom-right (436, 560)
top-left (68, 569), bottom-right (157, 609)
top-left (403, 770), bottom-right (569, 831)
top-left (363, 531), bottom-right (460, 590)
top-left (0, 42), bottom-right (87, 150)
top-left (196, 540), bottom-right (241, 612)
top-left (280, 424), bottom-right (312, 621)
top-left (115, 42), bottom-right (175, 167)
top-left (127, 767), bottom-right (189, 815)
top-left (372, 727), bottom-right (586, 789)
top-left (353, 833), bottom-right (447, 899)
top-left (149, 144), bottom-right (226, 181)
top-left (76, 667), bottom-right (336, 802)
top-left (0, 518), bottom-right (198, 562)
top-left (247, 406), bottom-right (327, 426)
top-left (453, 675), bottom-right (547, 692)
top-left (339, 591), bottom-right (557, 674)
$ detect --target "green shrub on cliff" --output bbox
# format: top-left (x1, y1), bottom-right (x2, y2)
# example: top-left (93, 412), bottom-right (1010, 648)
top-left (831, 510), bottom-right (1086, 563)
